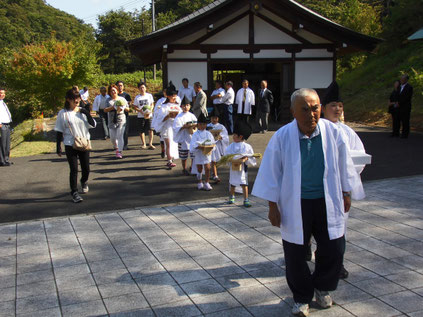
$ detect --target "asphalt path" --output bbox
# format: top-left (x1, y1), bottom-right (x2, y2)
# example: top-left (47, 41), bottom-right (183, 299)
top-left (1, 123), bottom-right (422, 223)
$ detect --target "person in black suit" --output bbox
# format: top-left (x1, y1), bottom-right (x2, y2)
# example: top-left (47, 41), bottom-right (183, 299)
top-left (398, 74), bottom-right (413, 139)
top-left (256, 80), bottom-right (274, 133)
top-left (388, 80), bottom-right (400, 137)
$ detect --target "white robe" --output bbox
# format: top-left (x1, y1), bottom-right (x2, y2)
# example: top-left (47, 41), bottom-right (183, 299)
top-left (190, 129), bottom-right (215, 165)
top-left (154, 102), bottom-right (181, 160)
top-left (173, 112), bottom-right (197, 151)
top-left (335, 121), bottom-right (367, 201)
top-left (235, 88), bottom-right (255, 115)
top-left (207, 123), bottom-right (229, 162)
top-left (151, 97), bottom-right (166, 132)
top-left (252, 119), bottom-right (363, 245)
top-left (225, 141), bottom-right (256, 193)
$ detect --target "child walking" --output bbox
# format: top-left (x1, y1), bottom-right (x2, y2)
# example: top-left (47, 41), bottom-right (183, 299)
top-left (207, 108), bottom-right (229, 183)
top-left (173, 97), bottom-right (198, 175)
top-left (225, 120), bottom-right (256, 207)
top-left (190, 113), bottom-right (215, 190)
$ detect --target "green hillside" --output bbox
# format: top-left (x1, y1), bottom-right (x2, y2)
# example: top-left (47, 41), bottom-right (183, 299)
top-left (0, 0), bottom-right (95, 50)
top-left (340, 41), bottom-right (423, 130)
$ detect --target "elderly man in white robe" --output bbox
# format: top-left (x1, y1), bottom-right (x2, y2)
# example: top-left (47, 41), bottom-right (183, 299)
top-left (252, 88), bottom-right (364, 317)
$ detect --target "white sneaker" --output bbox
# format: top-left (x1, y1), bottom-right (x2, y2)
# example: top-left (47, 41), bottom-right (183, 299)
top-left (292, 302), bottom-right (309, 316)
top-left (197, 182), bottom-right (204, 190)
top-left (203, 182), bottom-right (213, 191)
top-left (315, 289), bottom-right (333, 308)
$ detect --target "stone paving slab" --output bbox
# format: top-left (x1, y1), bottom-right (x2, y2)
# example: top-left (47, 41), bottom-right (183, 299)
top-left (1, 175), bottom-right (423, 316)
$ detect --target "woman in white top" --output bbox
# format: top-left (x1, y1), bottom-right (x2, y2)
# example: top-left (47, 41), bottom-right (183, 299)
top-left (104, 84), bottom-right (128, 159)
top-left (55, 89), bottom-right (96, 203)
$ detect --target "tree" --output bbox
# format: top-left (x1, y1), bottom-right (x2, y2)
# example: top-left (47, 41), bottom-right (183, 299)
top-left (96, 9), bottom-right (146, 74)
top-left (0, 36), bottom-right (101, 117)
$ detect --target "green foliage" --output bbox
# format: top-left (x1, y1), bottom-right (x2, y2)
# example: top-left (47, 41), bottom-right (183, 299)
top-left (0, 0), bottom-right (95, 51)
top-left (1, 36), bottom-right (101, 116)
top-left (339, 41), bottom-right (423, 128)
top-left (382, 0), bottom-right (423, 45)
top-left (93, 70), bottom-right (162, 87)
top-left (96, 9), bottom-right (150, 74)
top-left (155, 0), bottom-right (214, 18)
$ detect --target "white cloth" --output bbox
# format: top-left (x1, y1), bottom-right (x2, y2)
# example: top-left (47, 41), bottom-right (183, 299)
top-left (134, 93), bottom-right (154, 118)
top-left (235, 88), bottom-right (255, 115)
top-left (178, 86), bottom-right (196, 103)
top-left (110, 123), bottom-right (125, 152)
top-left (155, 102), bottom-right (181, 160)
top-left (173, 111), bottom-right (197, 151)
top-left (0, 100), bottom-right (12, 124)
top-left (106, 97), bottom-right (128, 129)
top-left (225, 141), bottom-right (256, 193)
top-left (207, 123), bottom-right (229, 162)
top-left (211, 88), bottom-right (225, 105)
top-left (79, 89), bottom-right (89, 102)
top-left (152, 97), bottom-right (166, 131)
top-left (252, 119), bottom-right (363, 245)
top-left (190, 129), bottom-right (215, 165)
top-left (222, 87), bottom-right (235, 105)
top-left (175, 95), bottom-right (182, 106)
top-left (55, 109), bottom-right (94, 146)
top-left (92, 94), bottom-right (109, 111)
top-left (337, 121), bottom-right (366, 199)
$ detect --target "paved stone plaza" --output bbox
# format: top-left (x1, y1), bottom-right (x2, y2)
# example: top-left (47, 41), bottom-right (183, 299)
top-left (1, 175), bottom-right (423, 317)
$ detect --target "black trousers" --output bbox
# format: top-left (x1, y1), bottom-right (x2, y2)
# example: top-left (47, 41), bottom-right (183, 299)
top-left (123, 112), bottom-right (129, 147)
top-left (391, 108), bottom-right (400, 136)
top-left (65, 146), bottom-right (90, 194)
top-left (0, 124), bottom-right (11, 164)
top-left (399, 107), bottom-right (411, 138)
top-left (283, 198), bottom-right (345, 304)
top-left (98, 109), bottom-right (109, 138)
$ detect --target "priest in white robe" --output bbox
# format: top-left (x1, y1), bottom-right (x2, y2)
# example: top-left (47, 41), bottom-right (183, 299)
top-left (252, 88), bottom-right (364, 317)
top-left (234, 79), bottom-right (255, 123)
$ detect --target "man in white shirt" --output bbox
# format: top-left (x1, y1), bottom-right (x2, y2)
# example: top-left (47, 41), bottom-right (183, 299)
top-left (178, 78), bottom-right (196, 105)
top-left (210, 80), bottom-right (225, 121)
top-left (252, 88), bottom-right (363, 317)
top-left (221, 81), bottom-right (235, 134)
top-left (79, 87), bottom-right (90, 111)
top-left (0, 88), bottom-right (12, 166)
top-left (92, 87), bottom-right (110, 139)
top-left (133, 82), bottom-right (155, 149)
top-left (235, 79), bottom-right (255, 123)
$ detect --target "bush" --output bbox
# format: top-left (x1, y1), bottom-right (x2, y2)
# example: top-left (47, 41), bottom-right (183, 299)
top-left (0, 36), bottom-right (101, 117)
top-left (93, 70), bottom-right (162, 87)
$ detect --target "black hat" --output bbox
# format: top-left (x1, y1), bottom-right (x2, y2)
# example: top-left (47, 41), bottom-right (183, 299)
top-left (181, 96), bottom-right (190, 105)
top-left (210, 105), bottom-right (219, 118)
top-left (233, 119), bottom-right (252, 140)
top-left (322, 81), bottom-right (342, 106)
top-left (166, 87), bottom-right (177, 96)
top-left (168, 81), bottom-right (176, 91)
top-left (197, 112), bottom-right (209, 124)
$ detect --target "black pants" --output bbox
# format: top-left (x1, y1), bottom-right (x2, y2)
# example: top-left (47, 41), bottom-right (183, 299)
top-left (283, 198), bottom-right (345, 304)
top-left (65, 146), bottom-right (90, 194)
top-left (391, 108), bottom-right (400, 136)
top-left (123, 112), bottom-right (129, 148)
top-left (256, 110), bottom-right (269, 131)
top-left (0, 124), bottom-right (11, 165)
top-left (399, 107), bottom-right (411, 138)
top-left (98, 109), bottom-right (109, 138)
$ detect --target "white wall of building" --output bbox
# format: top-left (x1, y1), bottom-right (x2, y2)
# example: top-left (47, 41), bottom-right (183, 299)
top-left (254, 16), bottom-right (300, 44)
top-left (210, 50), bottom-right (250, 59)
top-left (168, 62), bottom-right (208, 89)
top-left (295, 61), bottom-right (333, 88)
top-left (203, 15), bottom-right (249, 44)
top-left (296, 49), bottom-right (333, 58)
top-left (168, 50), bottom-right (207, 59)
top-left (254, 50), bottom-right (292, 58)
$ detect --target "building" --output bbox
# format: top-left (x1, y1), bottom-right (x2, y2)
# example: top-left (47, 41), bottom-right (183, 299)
top-left (128, 0), bottom-right (381, 121)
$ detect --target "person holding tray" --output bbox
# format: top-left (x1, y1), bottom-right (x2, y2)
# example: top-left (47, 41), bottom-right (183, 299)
top-left (154, 87), bottom-right (181, 168)
top-left (225, 120), bottom-right (256, 207)
top-left (189, 113), bottom-right (215, 190)
top-left (173, 97), bottom-right (198, 175)
top-left (207, 107), bottom-right (229, 183)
